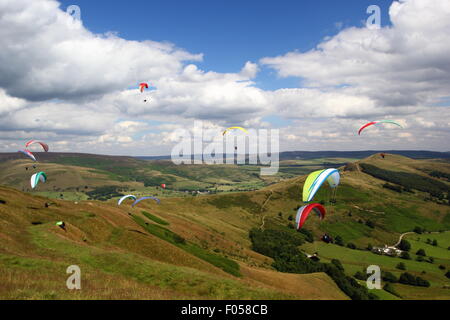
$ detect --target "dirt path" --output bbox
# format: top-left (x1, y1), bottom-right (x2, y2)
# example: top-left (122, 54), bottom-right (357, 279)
top-left (392, 232), bottom-right (415, 248)
top-left (260, 215), bottom-right (266, 230)
top-left (352, 205), bottom-right (385, 215)
top-left (391, 230), bottom-right (450, 248)
top-left (260, 191), bottom-right (274, 230)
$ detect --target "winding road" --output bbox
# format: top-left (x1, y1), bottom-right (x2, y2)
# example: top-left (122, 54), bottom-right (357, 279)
top-left (392, 232), bottom-right (415, 248)
top-left (391, 230), bottom-right (449, 248)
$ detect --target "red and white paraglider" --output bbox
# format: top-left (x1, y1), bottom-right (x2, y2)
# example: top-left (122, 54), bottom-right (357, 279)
top-left (18, 140), bottom-right (49, 163)
top-left (358, 120), bottom-right (403, 136)
top-left (18, 149), bottom-right (37, 162)
top-left (25, 140), bottom-right (49, 152)
top-left (295, 203), bottom-right (326, 229)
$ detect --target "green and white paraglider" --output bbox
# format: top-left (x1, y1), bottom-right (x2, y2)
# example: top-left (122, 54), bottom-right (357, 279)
top-left (30, 172), bottom-right (47, 189)
top-left (303, 169), bottom-right (340, 203)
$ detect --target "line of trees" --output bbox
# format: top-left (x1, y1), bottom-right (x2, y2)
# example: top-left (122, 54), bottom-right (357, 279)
top-left (360, 163), bottom-right (449, 200)
top-left (85, 186), bottom-right (124, 201)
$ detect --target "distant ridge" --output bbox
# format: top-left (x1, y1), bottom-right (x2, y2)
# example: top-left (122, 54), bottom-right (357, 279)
top-left (0, 150), bottom-right (448, 162)
top-left (277, 150), bottom-right (450, 160)
top-left (136, 150), bottom-right (450, 161)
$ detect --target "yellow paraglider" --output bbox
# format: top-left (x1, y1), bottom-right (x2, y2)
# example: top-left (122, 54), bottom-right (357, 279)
top-left (222, 127), bottom-right (248, 136)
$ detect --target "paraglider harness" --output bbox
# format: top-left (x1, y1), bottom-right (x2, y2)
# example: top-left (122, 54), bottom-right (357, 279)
top-left (56, 221), bottom-right (66, 231)
top-left (322, 234), bottom-right (333, 244)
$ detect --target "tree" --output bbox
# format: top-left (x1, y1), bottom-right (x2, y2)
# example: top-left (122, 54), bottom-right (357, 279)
top-left (397, 239), bottom-right (411, 252)
top-left (331, 259), bottom-right (345, 272)
top-left (400, 252), bottom-right (411, 260)
top-left (347, 243), bottom-right (357, 250)
top-left (298, 228), bottom-right (314, 243)
top-left (413, 226), bottom-right (424, 234)
top-left (396, 262), bottom-right (406, 271)
top-left (367, 243), bottom-right (373, 251)
top-left (416, 277), bottom-right (430, 287)
top-left (335, 236), bottom-right (344, 247)
top-left (399, 273), bottom-right (416, 286)
top-left (382, 272), bottom-right (398, 283)
top-left (383, 283), bottom-right (399, 297)
top-left (365, 220), bottom-right (375, 229)
top-left (432, 239), bottom-right (438, 247)
top-left (354, 271), bottom-right (366, 281)
top-left (416, 249), bottom-right (426, 257)
top-left (445, 271), bottom-right (450, 279)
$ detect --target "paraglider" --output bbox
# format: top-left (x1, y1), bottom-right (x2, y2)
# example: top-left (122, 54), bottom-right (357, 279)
top-left (30, 172), bottom-right (47, 189)
top-left (19, 150), bottom-right (36, 162)
top-left (223, 127), bottom-right (248, 151)
top-left (56, 221), bottom-right (66, 231)
top-left (223, 127), bottom-right (249, 136)
top-left (132, 196), bottom-right (161, 208)
top-left (358, 120), bottom-right (403, 135)
top-left (295, 203), bottom-right (326, 229)
top-left (25, 140), bottom-right (49, 152)
top-left (161, 184), bottom-right (166, 189)
top-left (139, 83), bottom-right (149, 93)
top-left (118, 195), bottom-right (137, 206)
top-left (139, 83), bottom-right (150, 102)
top-left (303, 169), bottom-right (340, 203)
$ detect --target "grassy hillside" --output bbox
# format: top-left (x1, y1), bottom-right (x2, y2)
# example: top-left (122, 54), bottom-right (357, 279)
top-left (0, 186), bottom-right (347, 300)
top-left (0, 153), bottom-right (449, 300)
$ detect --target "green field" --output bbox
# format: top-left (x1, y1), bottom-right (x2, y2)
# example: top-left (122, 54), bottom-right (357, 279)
top-left (301, 235), bottom-right (449, 297)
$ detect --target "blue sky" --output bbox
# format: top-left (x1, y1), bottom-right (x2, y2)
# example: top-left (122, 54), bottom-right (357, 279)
top-left (59, 0), bottom-right (391, 90)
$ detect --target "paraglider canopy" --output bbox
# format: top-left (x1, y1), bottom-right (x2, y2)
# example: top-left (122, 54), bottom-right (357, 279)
top-left (139, 83), bottom-right (149, 93)
top-left (132, 196), bottom-right (161, 208)
top-left (30, 172), bottom-right (47, 189)
top-left (118, 195), bottom-right (137, 206)
top-left (303, 169), bottom-right (340, 203)
top-left (25, 140), bottom-right (49, 152)
top-left (160, 184), bottom-right (166, 189)
top-left (56, 221), bottom-right (66, 230)
top-left (19, 149), bottom-right (37, 162)
top-left (358, 120), bottom-right (403, 135)
top-left (223, 127), bottom-right (248, 136)
top-left (295, 203), bottom-right (326, 229)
